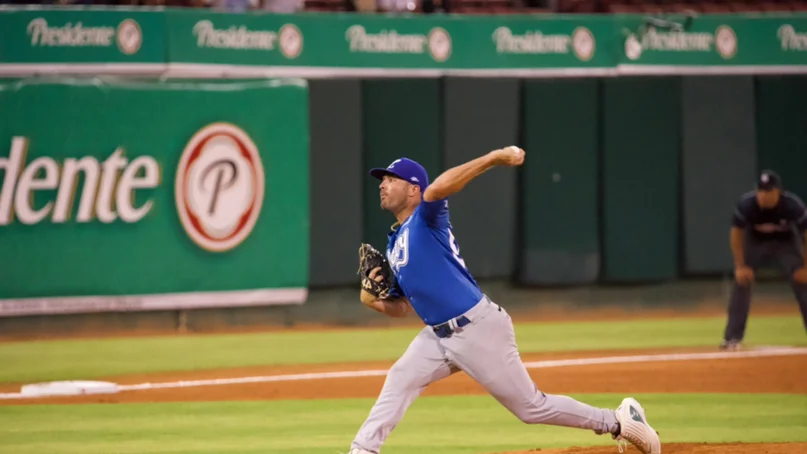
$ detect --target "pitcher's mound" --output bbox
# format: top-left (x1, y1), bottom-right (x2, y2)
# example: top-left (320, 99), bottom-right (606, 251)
top-left (496, 442), bottom-right (807, 454)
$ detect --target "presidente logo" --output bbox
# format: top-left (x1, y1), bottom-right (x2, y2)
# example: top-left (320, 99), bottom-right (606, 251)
top-left (624, 25), bottom-right (737, 61)
top-left (778, 24), bottom-right (807, 51)
top-left (175, 123), bottom-right (265, 253)
top-left (345, 25), bottom-right (452, 62)
top-left (0, 137), bottom-right (160, 226)
top-left (492, 26), bottom-right (595, 61)
top-left (192, 20), bottom-right (303, 58)
top-left (27, 17), bottom-right (143, 55)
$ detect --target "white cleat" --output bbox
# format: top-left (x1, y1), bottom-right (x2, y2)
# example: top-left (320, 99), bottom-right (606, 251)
top-left (613, 397), bottom-right (661, 454)
top-left (347, 449), bottom-right (374, 454)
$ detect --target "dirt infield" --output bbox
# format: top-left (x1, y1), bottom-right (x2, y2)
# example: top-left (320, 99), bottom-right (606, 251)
top-left (3, 346), bottom-right (806, 405)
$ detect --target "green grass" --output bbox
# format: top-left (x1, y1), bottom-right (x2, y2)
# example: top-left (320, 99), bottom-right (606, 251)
top-left (1, 315), bottom-right (805, 384)
top-left (0, 394), bottom-right (805, 453)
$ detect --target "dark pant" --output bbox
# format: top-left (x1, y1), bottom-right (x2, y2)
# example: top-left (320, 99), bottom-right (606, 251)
top-left (724, 234), bottom-right (807, 342)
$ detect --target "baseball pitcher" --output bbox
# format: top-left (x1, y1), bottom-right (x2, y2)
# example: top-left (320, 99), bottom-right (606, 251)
top-left (350, 147), bottom-right (661, 454)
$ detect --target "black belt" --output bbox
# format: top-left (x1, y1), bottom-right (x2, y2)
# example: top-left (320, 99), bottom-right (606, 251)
top-left (431, 297), bottom-right (501, 338)
top-left (432, 315), bottom-right (471, 338)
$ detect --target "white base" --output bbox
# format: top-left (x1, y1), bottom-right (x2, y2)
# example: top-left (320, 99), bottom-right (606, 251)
top-left (20, 380), bottom-right (120, 397)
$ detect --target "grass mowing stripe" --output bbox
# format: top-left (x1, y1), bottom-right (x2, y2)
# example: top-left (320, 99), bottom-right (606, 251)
top-left (1, 315), bottom-right (805, 384)
top-left (0, 394), bottom-right (805, 454)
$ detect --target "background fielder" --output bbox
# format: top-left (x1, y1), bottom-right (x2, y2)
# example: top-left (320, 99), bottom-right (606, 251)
top-left (722, 170), bottom-right (807, 350)
top-left (350, 147), bottom-right (661, 454)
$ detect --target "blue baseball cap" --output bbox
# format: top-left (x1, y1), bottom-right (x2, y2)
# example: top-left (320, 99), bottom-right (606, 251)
top-left (369, 158), bottom-right (429, 192)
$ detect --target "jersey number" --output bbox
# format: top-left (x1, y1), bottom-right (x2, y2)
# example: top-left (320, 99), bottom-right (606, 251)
top-left (448, 228), bottom-right (467, 269)
top-left (389, 229), bottom-right (409, 272)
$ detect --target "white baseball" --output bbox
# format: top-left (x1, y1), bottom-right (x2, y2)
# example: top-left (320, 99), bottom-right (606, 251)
top-left (507, 146), bottom-right (525, 162)
top-left (494, 145), bottom-right (525, 166)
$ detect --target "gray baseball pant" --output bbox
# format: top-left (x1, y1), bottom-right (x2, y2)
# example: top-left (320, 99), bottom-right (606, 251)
top-left (724, 233), bottom-right (807, 342)
top-left (350, 296), bottom-right (619, 453)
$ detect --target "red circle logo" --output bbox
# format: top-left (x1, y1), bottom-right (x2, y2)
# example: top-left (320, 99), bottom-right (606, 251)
top-left (175, 123), bottom-right (265, 252)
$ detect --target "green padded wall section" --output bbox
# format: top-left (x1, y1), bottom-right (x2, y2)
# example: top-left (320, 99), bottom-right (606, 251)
top-left (308, 79), bottom-right (364, 287)
top-left (362, 79), bottom-right (442, 252)
top-left (519, 79), bottom-right (600, 285)
top-left (756, 75), bottom-right (807, 201)
top-left (602, 77), bottom-right (681, 282)
top-left (442, 78), bottom-right (520, 280)
top-left (681, 76), bottom-right (757, 275)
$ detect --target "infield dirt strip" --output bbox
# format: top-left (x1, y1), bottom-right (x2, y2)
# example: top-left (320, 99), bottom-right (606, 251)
top-left (2, 347), bottom-right (806, 454)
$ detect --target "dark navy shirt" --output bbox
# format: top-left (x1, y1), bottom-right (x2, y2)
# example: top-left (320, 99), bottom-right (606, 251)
top-left (384, 197), bottom-right (483, 326)
top-left (732, 191), bottom-right (807, 241)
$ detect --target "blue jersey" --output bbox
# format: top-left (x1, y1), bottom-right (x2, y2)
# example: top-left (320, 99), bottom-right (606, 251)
top-left (385, 197), bottom-right (483, 326)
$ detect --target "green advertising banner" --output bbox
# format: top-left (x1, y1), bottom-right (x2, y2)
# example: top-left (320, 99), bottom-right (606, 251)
top-left (617, 14), bottom-right (807, 72)
top-left (0, 77), bottom-right (310, 316)
top-left (464, 16), bottom-right (613, 71)
top-left (0, 7), bottom-right (167, 75)
top-left (1, 7), bottom-right (805, 77)
top-left (165, 10), bottom-right (309, 70)
top-left (164, 12), bottom-right (614, 77)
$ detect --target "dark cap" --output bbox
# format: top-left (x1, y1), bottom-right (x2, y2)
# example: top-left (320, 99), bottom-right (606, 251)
top-left (757, 169), bottom-right (782, 191)
top-left (369, 158), bottom-right (429, 193)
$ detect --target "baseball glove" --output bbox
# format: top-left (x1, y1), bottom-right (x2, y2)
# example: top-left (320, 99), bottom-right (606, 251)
top-left (357, 243), bottom-right (395, 299)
